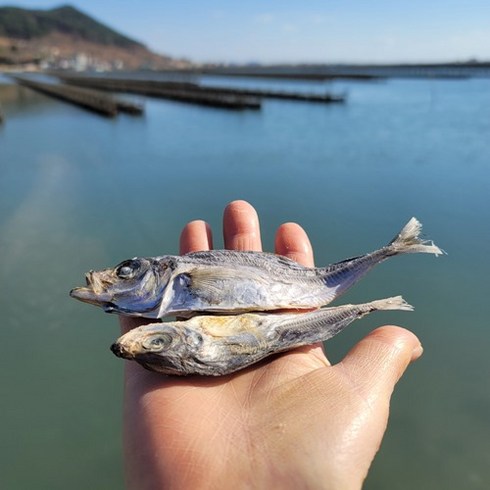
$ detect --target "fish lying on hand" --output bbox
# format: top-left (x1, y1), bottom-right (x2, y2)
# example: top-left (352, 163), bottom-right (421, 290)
top-left (111, 296), bottom-right (413, 376)
top-left (70, 218), bottom-right (442, 318)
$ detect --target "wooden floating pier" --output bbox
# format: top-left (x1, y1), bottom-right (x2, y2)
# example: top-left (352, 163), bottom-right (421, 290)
top-left (58, 75), bottom-right (345, 106)
top-left (11, 76), bottom-right (143, 117)
top-left (58, 76), bottom-right (261, 110)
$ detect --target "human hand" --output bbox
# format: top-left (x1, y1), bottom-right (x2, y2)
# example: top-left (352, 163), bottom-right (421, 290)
top-left (119, 200), bottom-right (423, 490)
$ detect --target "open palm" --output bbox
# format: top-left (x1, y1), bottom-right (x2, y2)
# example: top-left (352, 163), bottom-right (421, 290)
top-left (119, 201), bottom-right (422, 490)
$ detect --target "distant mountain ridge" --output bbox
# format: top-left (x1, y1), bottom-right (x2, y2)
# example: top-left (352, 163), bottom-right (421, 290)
top-left (0, 4), bottom-right (190, 70)
top-left (0, 4), bottom-right (143, 48)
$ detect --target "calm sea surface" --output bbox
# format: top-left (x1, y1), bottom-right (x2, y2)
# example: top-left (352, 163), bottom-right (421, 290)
top-left (1, 75), bottom-right (489, 489)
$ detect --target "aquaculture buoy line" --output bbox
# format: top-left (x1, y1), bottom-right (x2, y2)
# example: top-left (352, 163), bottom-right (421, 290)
top-left (9, 73), bottom-right (345, 116)
top-left (58, 74), bottom-right (345, 107)
top-left (11, 76), bottom-right (144, 117)
top-left (58, 75), bottom-right (261, 110)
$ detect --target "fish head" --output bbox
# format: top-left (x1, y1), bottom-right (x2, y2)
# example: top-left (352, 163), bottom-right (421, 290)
top-left (70, 257), bottom-right (174, 317)
top-left (110, 322), bottom-right (204, 375)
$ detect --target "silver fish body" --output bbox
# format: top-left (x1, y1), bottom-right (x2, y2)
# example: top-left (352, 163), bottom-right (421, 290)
top-left (70, 218), bottom-right (442, 318)
top-left (111, 296), bottom-right (413, 376)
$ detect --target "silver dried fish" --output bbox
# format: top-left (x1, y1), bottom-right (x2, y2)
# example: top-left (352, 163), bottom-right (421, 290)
top-left (110, 296), bottom-right (413, 376)
top-left (70, 218), bottom-right (442, 318)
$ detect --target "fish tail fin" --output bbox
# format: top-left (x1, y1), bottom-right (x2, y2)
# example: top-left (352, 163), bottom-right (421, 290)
top-left (388, 217), bottom-right (444, 256)
top-left (367, 295), bottom-right (414, 312)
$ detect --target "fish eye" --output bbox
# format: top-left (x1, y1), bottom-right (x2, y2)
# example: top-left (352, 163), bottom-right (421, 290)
top-left (115, 259), bottom-right (140, 279)
top-left (146, 333), bottom-right (173, 351)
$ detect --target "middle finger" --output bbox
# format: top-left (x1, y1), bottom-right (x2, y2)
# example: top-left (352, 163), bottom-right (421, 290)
top-left (223, 200), bottom-right (262, 251)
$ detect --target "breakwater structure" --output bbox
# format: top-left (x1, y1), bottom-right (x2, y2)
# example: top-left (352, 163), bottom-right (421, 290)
top-left (11, 76), bottom-right (143, 117)
top-left (57, 75), bottom-right (346, 105)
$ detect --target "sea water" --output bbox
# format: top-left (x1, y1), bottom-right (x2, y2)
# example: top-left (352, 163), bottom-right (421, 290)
top-left (0, 75), bottom-right (489, 489)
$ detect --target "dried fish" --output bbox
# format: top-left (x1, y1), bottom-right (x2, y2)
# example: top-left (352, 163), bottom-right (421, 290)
top-left (70, 218), bottom-right (442, 318)
top-left (111, 296), bottom-right (413, 376)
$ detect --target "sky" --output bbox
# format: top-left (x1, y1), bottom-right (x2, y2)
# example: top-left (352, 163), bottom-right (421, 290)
top-left (3, 1), bottom-right (490, 64)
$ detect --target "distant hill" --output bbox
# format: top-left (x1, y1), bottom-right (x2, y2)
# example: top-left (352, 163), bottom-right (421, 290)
top-left (0, 4), bottom-right (143, 47)
top-left (0, 4), bottom-right (190, 70)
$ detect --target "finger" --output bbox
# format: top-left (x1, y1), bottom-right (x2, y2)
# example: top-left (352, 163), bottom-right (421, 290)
top-left (274, 222), bottom-right (328, 361)
top-left (338, 325), bottom-right (423, 400)
top-left (119, 316), bottom-right (145, 335)
top-left (179, 220), bottom-right (213, 254)
top-left (274, 222), bottom-right (314, 267)
top-left (223, 200), bottom-right (262, 251)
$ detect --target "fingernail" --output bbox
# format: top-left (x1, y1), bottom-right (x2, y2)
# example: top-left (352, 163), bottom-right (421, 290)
top-left (411, 344), bottom-right (424, 361)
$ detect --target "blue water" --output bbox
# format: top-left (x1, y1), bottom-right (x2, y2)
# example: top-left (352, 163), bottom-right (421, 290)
top-left (0, 76), bottom-right (489, 489)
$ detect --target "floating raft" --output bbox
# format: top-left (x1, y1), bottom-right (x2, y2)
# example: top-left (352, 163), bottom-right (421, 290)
top-left (11, 76), bottom-right (143, 117)
top-left (58, 76), bottom-right (261, 110)
top-left (58, 75), bottom-right (345, 105)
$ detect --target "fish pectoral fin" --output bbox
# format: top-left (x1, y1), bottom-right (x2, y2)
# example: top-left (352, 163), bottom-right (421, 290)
top-left (188, 266), bottom-right (261, 296)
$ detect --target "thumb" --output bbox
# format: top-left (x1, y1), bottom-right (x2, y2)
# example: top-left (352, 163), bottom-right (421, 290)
top-left (339, 326), bottom-right (423, 400)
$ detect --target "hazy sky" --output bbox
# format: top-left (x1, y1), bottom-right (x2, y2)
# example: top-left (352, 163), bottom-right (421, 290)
top-left (3, 1), bottom-right (490, 63)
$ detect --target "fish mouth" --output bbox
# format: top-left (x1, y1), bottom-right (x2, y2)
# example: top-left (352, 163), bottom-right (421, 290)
top-left (110, 342), bottom-right (134, 360)
top-left (70, 270), bottom-right (114, 306)
top-left (69, 286), bottom-right (112, 306)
